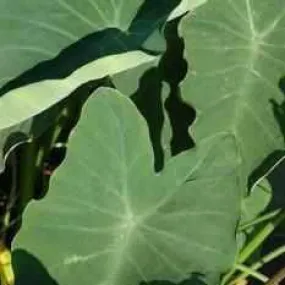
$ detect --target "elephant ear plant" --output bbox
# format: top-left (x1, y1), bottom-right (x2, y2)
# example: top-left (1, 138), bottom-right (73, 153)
top-left (0, 0), bottom-right (284, 285)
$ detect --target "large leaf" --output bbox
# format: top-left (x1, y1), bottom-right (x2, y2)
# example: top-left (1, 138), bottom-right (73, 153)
top-left (0, 0), bottom-right (184, 171)
top-left (0, 0), bottom-right (183, 90)
top-left (112, 16), bottom-right (194, 171)
top-left (179, 0), bottom-right (285, 190)
top-left (14, 88), bottom-right (241, 285)
top-left (0, 51), bottom-right (155, 130)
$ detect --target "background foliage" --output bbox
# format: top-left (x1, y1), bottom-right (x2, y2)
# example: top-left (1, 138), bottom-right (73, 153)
top-left (0, 1), bottom-right (284, 285)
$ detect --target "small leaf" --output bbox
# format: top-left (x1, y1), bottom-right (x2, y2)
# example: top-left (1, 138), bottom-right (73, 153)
top-left (241, 179), bottom-right (272, 227)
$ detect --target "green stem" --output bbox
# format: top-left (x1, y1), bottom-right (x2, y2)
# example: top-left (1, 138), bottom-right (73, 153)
top-left (231, 245), bottom-right (285, 284)
top-left (222, 211), bottom-right (285, 285)
top-left (234, 264), bottom-right (269, 283)
top-left (238, 209), bottom-right (281, 231)
top-left (238, 210), bottom-right (285, 264)
top-left (35, 107), bottom-right (69, 168)
top-left (260, 245), bottom-right (285, 265)
top-left (221, 269), bottom-right (236, 285)
top-left (50, 107), bottom-right (69, 147)
top-left (18, 138), bottom-right (39, 210)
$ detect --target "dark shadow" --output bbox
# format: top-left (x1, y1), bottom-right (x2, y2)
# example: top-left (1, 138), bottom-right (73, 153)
top-left (258, 233), bottom-right (285, 285)
top-left (266, 158), bottom-right (285, 210)
top-left (3, 132), bottom-right (29, 156)
top-left (140, 273), bottom-right (207, 285)
top-left (247, 76), bottom-right (285, 284)
top-left (13, 249), bottom-right (59, 285)
top-left (12, 249), bottom-right (207, 285)
top-left (248, 150), bottom-right (285, 195)
top-left (131, 68), bottom-right (165, 172)
top-left (270, 76), bottom-right (285, 142)
top-left (248, 76), bottom-right (285, 208)
top-left (159, 17), bottom-right (195, 157)
top-left (0, 155), bottom-right (13, 240)
top-left (128, 0), bottom-right (180, 46)
top-left (263, 76), bottom-right (285, 210)
top-left (0, 0), bottom-right (180, 97)
top-left (129, 16), bottom-right (195, 172)
top-left (31, 80), bottom-right (102, 201)
top-left (280, 75), bottom-right (285, 94)
top-left (2, 79), bottom-right (108, 245)
top-left (0, 145), bottom-right (25, 246)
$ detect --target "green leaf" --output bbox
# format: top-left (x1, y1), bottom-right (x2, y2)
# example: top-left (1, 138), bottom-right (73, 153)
top-left (111, 59), bottom-right (171, 171)
top-left (112, 16), bottom-right (194, 170)
top-left (168, 0), bottom-right (208, 21)
top-left (0, 97), bottom-right (68, 172)
top-left (179, 0), bottom-right (285, 189)
top-left (0, 0), bottom-right (181, 90)
top-left (0, 51), bottom-right (156, 173)
top-left (0, 0), bottom-right (183, 169)
top-left (241, 179), bottom-right (272, 227)
top-left (14, 88), bottom-right (241, 285)
top-left (0, 51), bottom-right (156, 130)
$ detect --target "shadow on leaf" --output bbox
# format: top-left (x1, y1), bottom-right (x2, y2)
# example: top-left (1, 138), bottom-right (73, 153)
top-left (160, 17), bottom-right (195, 157)
top-left (140, 273), bottom-right (207, 285)
top-left (0, 0), bottom-right (180, 97)
top-left (129, 16), bottom-right (195, 172)
top-left (3, 80), bottom-right (109, 245)
top-left (245, 75), bottom-right (285, 284)
top-left (131, 67), bottom-right (165, 171)
top-left (12, 249), bottom-right (208, 285)
top-left (13, 249), bottom-right (59, 285)
top-left (248, 76), bottom-right (285, 283)
top-left (248, 76), bottom-right (285, 210)
top-left (266, 76), bottom-right (285, 210)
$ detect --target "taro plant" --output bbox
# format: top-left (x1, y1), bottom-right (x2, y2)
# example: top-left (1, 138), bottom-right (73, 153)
top-left (0, 0), bottom-right (284, 285)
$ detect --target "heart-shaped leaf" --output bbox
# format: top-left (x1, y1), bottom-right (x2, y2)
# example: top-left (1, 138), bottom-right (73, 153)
top-left (14, 88), bottom-right (241, 285)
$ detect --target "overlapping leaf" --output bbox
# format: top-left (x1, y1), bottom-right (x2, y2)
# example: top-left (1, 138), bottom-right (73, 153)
top-left (0, 51), bottom-right (156, 130)
top-left (0, 0), bottom-right (212, 171)
top-left (241, 179), bottom-right (272, 226)
top-left (0, 0), bottom-right (180, 90)
top-left (179, 0), bottom-right (285, 191)
top-left (14, 88), bottom-right (241, 285)
top-left (0, 0), bottom-right (187, 121)
top-left (0, 0), bottom-right (183, 169)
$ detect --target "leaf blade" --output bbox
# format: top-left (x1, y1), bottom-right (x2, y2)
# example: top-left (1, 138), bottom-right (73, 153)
top-left (14, 88), bottom-right (241, 285)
